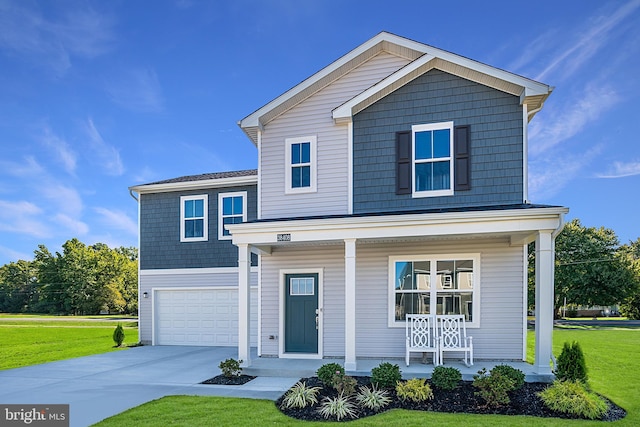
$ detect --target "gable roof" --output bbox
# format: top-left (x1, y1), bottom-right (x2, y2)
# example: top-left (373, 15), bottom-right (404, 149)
top-left (238, 31), bottom-right (552, 145)
top-left (129, 169), bottom-right (257, 194)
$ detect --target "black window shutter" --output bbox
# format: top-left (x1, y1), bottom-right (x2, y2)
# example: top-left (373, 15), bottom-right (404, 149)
top-left (396, 131), bottom-right (411, 195)
top-left (454, 125), bottom-right (471, 191)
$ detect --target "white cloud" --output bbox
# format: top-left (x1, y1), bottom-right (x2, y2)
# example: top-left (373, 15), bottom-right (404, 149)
top-left (0, 245), bottom-right (33, 263)
top-left (0, 200), bottom-right (51, 238)
top-left (529, 84), bottom-right (619, 156)
top-left (597, 161), bottom-right (640, 179)
top-left (40, 183), bottom-right (84, 217)
top-left (40, 126), bottom-right (77, 174)
top-left (52, 213), bottom-right (89, 236)
top-left (85, 118), bottom-right (125, 176)
top-left (529, 146), bottom-right (603, 201)
top-left (0, 1), bottom-right (115, 75)
top-left (105, 67), bottom-right (164, 113)
top-left (94, 207), bottom-right (138, 236)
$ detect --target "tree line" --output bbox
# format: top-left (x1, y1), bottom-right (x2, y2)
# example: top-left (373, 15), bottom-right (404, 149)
top-left (0, 238), bottom-right (137, 315)
top-left (529, 219), bottom-right (640, 319)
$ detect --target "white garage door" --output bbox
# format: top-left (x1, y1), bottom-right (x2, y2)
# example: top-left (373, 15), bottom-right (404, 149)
top-left (155, 288), bottom-right (257, 346)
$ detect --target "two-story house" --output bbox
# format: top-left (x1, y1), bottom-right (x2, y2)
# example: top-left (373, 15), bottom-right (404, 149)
top-left (131, 32), bottom-right (567, 378)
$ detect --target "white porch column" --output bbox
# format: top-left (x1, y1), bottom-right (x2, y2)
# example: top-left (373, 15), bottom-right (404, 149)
top-left (344, 238), bottom-right (357, 371)
top-left (238, 243), bottom-right (251, 367)
top-left (534, 230), bottom-right (554, 375)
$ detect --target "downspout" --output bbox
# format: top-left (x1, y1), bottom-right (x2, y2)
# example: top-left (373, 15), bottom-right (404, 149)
top-left (129, 189), bottom-right (139, 202)
top-left (128, 188), bottom-right (141, 344)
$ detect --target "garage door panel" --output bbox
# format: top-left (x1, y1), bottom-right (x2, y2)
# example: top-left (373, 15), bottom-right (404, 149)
top-left (155, 288), bottom-right (257, 347)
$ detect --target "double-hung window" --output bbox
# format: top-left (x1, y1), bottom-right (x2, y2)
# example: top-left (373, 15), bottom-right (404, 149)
top-left (218, 191), bottom-right (247, 240)
top-left (180, 195), bottom-right (208, 242)
top-left (389, 254), bottom-right (479, 327)
top-left (285, 135), bottom-right (317, 194)
top-left (412, 122), bottom-right (454, 197)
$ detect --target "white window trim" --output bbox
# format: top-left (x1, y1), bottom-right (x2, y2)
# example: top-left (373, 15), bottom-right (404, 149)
top-left (218, 191), bottom-right (247, 240)
top-left (180, 194), bottom-right (208, 242)
top-left (285, 135), bottom-right (317, 194)
top-left (388, 253), bottom-right (480, 328)
top-left (412, 121), bottom-right (454, 198)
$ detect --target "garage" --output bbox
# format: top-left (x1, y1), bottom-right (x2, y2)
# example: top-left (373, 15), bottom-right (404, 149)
top-left (154, 287), bottom-right (257, 346)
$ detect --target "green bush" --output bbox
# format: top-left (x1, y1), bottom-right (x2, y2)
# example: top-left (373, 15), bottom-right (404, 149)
top-left (431, 366), bottom-right (462, 390)
top-left (395, 378), bottom-right (434, 402)
top-left (472, 368), bottom-right (516, 407)
top-left (491, 365), bottom-right (525, 390)
top-left (332, 371), bottom-right (357, 396)
top-left (555, 341), bottom-right (588, 383)
top-left (316, 363), bottom-right (344, 387)
top-left (218, 358), bottom-right (242, 378)
top-left (539, 380), bottom-right (608, 420)
top-left (371, 362), bottom-right (402, 388)
top-left (282, 381), bottom-right (322, 409)
top-left (355, 385), bottom-right (391, 411)
top-left (317, 395), bottom-right (357, 420)
top-left (112, 323), bottom-right (125, 347)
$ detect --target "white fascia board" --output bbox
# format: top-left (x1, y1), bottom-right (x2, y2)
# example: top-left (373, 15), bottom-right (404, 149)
top-left (239, 32), bottom-right (429, 130)
top-left (228, 207), bottom-right (568, 245)
top-left (129, 175), bottom-right (257, 194)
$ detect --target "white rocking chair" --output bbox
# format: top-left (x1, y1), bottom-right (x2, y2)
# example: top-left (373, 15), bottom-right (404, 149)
top-left (405, 314), bottom-right (439, 366)
top-left (437, 315), bottom-right (473, 366)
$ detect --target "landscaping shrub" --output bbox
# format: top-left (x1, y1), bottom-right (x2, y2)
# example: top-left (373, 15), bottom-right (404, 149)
top-left (371, 362), bottom-right (402, 388)
top-left (281, 381), bottom-right (322, 409)
top-left (316, 362), bottom-right (344, 387)
top-left (491, 364), bottom-right (525, 390)
top-left (219, 358), bottom-right (242, 378)
top-left (112, 323), bottom-right (125, 347)
top-left (555, 341), bottom-right (588, 383)
top-left (431, 366), bottom-right (462, 390)
top-left (332, 371), bottom-right (357, 396)
top-left (355, 385), bottom-right (391, 411)
top-left (472, 368), bottom-right (516, 407)
top-left (539, 380), bottom-right (608, 420)
top-left (395, 378), bottom-right (434, 402)
top-left (318, 395), bottom-right (357, 420)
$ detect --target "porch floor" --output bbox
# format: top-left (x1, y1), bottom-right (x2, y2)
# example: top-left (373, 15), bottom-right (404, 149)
top-left (242, 350), bottom-right (553, 383)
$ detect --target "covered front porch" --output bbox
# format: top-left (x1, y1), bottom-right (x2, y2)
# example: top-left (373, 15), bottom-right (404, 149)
top-left (228, 205), bottom-right (568, 378)
top-left (241, 347), bottom-right (551, 382)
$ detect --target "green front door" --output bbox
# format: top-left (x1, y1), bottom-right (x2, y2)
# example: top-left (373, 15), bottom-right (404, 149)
top-left (285, 273), bottom-right (318, 353)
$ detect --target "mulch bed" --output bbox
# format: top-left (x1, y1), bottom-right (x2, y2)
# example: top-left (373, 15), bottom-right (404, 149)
top-left (276, 376), bottom-right (627, 422)
top-left (200, 374), bottom-right (256, 385)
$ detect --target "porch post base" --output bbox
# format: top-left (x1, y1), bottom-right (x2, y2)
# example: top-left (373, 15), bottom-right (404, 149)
top-left (344, 361), bottom-right (357, 371)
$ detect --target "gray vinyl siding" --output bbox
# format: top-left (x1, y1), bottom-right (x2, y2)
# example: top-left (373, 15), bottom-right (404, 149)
top-left (260, 52), bottom-right (410, 219)
top-left (353, 69), bottom-right (524, 213)
top-left (259, 245), bottom-right (345, 357)
top-left (259, 239), bottom-right (524, 360)
top-left (138, 269), bottom-right (258, 344)
top-left (139, 185), bottom-right (257, 269)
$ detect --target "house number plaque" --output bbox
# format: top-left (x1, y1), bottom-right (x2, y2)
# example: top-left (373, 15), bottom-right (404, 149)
top-left (277, 233), bottom-right (291, 242)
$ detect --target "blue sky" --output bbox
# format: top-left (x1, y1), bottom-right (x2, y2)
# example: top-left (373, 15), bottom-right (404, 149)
top-left (1, 0), bottom-right (639, 265)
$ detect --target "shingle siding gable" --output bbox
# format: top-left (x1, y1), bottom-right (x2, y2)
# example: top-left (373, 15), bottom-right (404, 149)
top-left (352, 69), bottom-right (524, 214)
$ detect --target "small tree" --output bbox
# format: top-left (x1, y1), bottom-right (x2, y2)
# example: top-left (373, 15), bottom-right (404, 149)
top-left (555, 341), bottom-right (588, 383)
top-left (113, 323), bottom-right (125, 347)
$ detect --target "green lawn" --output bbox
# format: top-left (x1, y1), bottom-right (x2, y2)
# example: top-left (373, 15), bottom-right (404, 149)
top-left (95, 327), bottom-right (640, 427)
top-left (0, 316), bottom-right (138, 370)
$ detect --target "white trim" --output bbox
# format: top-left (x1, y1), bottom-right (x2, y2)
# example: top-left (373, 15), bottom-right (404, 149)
top-left (151, 286), bottom-right (257, 346)
top-left (278, 268), bottom-right (324, 359)
top-left (180, 194), bottom-right (208, 242)
top-left (412, 122), bottom-right (454, 198)
top-left (130, 174), bottom-right (256, 194)
top-left (137, 193), bottom-right (142, 344)
top-left (140, 266), bottom-right (259, 276)
top-left (285, 135), bottom-right (317, 194)
top-left (522, 244), bottom-right (528, 361)
top-left (228, 206), bottom-right (569, 246)
top-left (218, 191), bottom-right (248, 240)
top-left (388, 253), bottom-right (481, 329)
top-left (257, 130), bottom-right (262, 220)
top-left (257, 257), bottom-right (263, 357)
top-left (344, 239), bottom-right (357, 370)
top-left (522, 103), bottom-right (529, 203)
top-left (347, 122), bottom-right (353, 215)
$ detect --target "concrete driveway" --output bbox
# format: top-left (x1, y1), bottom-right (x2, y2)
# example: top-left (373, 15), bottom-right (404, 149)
top-left (0, 346), bottom-right (298, 427)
